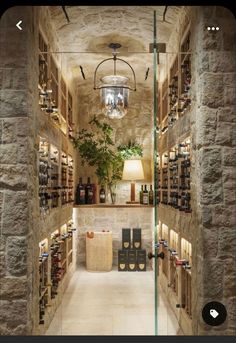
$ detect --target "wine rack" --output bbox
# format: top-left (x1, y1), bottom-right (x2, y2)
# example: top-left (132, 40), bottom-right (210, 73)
top-left (158, 30), bottom-right (191, 133)
top-left (38, 31), bottom-right (74, 137)
top-left (67, 219), bottom-right (76, 266)
top-left (158, 138), bottom-right (191, 213)
top-left (168, 56), bottom-right (178, 128)
top-left (178, 139), bottom-right (191, 213)
top-left (68, 91), bottom-right (75, 141)
top-left (50, 145), bottom-right (60, 209)
top-left (38, 138), bottom-right (50, 215)
top-left (61, 151), bottom-right (68, 206)
top-left (180, 238), bottom-right (192, 318)
top-left (169, 230), bottom-right (179, 295)
top-left (39, 239), bottom-right (49, 325)
top-left (169, 146), bottom-right (179, 209)
top-left (179, 31), bottom-right (191, 117)
top-left (161, 153), bottom-right (168, 205)
top-left (68, 155), bottom-right (74, 204)
top-left (159, 224), bottom-right (169, 278)
top-left (50, 230), bottom-right (62, 299)
top-left (161, 78), bottom-right (169, 134)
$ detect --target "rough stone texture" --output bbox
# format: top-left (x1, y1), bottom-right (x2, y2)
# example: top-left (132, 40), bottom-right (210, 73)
top-left (158, 5), bottom-right (236, 336)
top-left (0, 277), bottom-right (28, 300)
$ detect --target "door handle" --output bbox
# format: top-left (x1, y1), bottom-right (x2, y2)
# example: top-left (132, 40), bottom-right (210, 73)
top-left (148, 251), bottom-right (165, 260)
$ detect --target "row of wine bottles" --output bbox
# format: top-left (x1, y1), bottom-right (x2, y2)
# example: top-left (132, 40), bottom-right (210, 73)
top-left (76, 177), bottom-right (96, 204)
top-left (139, 185), bottom-right (154, 205)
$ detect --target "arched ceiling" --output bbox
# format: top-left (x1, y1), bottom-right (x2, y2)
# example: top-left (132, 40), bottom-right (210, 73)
top-left (48, 6), bottom-right (183, 89)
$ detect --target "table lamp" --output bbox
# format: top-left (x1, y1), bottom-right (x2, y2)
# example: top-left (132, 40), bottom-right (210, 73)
top-left (122, 159), bottom-right (144, 204)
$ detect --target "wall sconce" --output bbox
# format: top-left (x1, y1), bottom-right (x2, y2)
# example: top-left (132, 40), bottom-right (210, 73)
top-left (122, 159), bottom-right (144, 204)
top-left (94, 43), bottom-right (136, 119)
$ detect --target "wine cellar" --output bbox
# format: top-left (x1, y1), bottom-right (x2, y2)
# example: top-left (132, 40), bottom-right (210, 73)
top-left (1, 5), bottom-right (236, 337)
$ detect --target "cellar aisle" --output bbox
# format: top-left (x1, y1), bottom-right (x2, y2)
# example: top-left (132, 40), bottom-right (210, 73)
top-left (46, 267), bottom-right (181, 335)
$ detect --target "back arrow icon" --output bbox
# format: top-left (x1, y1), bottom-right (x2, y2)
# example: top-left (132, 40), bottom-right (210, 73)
top-left (16, 20), bottom-right (22, 30)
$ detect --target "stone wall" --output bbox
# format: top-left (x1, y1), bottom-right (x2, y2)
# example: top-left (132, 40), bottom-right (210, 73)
top-left (190, 6), bottom-right (236, 336)
top-left (0, 6), bottom-right (78, 335)
top-left (158, 5), bottom-right (236, 336)
top-left (74, 207), bottom-right (154, 267)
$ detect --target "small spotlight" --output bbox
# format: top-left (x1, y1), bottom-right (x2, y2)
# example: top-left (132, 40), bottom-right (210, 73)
top-left (211, 26), bottom-right (215, 31)
top-left (207, 26), bottom-right (211, 31)
top-left (216, 27), bottom-right (219, 30)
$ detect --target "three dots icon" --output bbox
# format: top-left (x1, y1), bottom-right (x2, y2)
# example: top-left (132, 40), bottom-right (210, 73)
top-left (207, 26), bottom-right (220, 31)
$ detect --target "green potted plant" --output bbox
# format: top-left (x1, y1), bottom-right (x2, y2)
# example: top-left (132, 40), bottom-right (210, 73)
top-left (72, 115), bottom-right (143, 203)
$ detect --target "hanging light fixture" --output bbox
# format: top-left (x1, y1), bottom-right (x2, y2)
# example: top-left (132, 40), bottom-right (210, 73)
top-left (94, 43), bottom-right (136, 119)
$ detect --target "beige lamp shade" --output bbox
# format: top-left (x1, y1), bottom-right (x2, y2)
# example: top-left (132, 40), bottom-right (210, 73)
top-left (122, 159), bottom-right (144, 181)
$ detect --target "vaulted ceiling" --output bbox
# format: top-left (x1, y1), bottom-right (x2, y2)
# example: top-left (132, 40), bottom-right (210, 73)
top-left (49, 6), bottom-right (183, 89)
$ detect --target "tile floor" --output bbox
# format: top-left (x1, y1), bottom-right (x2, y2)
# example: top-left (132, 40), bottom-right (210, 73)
top-left (46, 266), bottom-right (181, 335)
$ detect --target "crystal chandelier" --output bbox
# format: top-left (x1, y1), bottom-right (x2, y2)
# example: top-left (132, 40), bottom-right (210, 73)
top-left (94, 43), bottom-right (136, 119)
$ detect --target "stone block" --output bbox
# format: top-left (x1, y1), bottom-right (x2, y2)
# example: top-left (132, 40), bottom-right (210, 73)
top-left (199, 148), bottom-right (222, 183)
top-left (1, 119), bottom-right (17, 143)
top-left (0, 143), bottom-right (18, 164)
top-left (201, 207), bottom-right (213, 227)
top-left (2, 191), bottom-right (29, 235)
top-left (6, 237), bottom-right (27, 276)
top-left (222, 148), bottom-right (236, 166)
top-left (196, 106), bottom-right (217, 147)
top-left (216, 121), bottom-right (232, 145)
top-left (0, 277), bottom-right (27, 299)
top-left (217, 107), bottom-right (236, 123)
top-left (224, 260), bottom-right (236, 298)
top-left (0, 90), bottom-right (28, 117)
top-left (223, 181), bottom-right (236, 205)
top-left (217, 227), bottom-right (236, 260)
top-left (202, 227), bottom-right (218, 259)
top-left (0, 251), bottom-right (5, 277)
top-left (0, 300), bottom-right (27, 327)
top-left (202, 259), bottom-right (224, 298)
top-left (200, 179), bottom-right (223, 204)
top-left (0, 165), bottom-right (28, 189)
top-left (209, 51), bottom-right (236, 73)
top-left (224, 86), bottom-right (236, 106)
top-left (227, 297), bottom-right (236, 329)
top-left (200, 73), bottom-right (224, 108)
top-left (213, 205), bottom-right (236, 228)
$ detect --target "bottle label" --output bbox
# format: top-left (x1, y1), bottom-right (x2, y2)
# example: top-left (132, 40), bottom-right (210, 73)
top-left (80, 190), bottom-right (85, 198)
top-left (143, 195), bottom-right (149, 204)
top-left (100, 194), bottom-right (105, 199)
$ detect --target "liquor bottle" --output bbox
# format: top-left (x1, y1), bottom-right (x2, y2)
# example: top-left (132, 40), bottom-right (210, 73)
top-left (99, 185), bottom-right (106, 203)
top-left (143, 185), bottom-right (149, 205)
top-left (76, 177), bottom-right (85, 205)
top-left (149, 185), bottom-right (154, 205)
top-left (139, 185), bottom-right (143, 204)
top-left (85, 177), bottom-right (93, 204)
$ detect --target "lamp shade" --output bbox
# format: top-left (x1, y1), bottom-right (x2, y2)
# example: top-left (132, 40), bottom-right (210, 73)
top-left (122, 160), bottom-right (144, 181)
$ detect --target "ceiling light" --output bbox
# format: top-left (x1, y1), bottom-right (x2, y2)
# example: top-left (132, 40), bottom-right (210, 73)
top-left (94, 43), bottom-right (136, 119)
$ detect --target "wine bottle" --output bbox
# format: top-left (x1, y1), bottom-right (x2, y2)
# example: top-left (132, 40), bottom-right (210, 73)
top-left (143, 185), bottom-right (149, 205)
top-left (99, 185), bottom-right (106, 203)
top-left (76, 177), bottom-right (85, 205)
top-left (85, 177), bottom-right (93, 204)
top-left (139, 185), bottom-right (143, 204)
top-left (149, 185), bottom-right (154, 205)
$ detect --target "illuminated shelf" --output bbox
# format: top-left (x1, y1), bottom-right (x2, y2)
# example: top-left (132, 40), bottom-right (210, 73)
top-left (73, 204), bottom-right (155, 208)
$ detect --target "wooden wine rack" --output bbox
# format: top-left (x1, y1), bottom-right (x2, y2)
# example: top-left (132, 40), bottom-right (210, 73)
top-left (38, 31), bottom-right (74, 139)
top-left (38, 137), bottom-right (74, 214)
top-left (158, 30), bottom-right (191, 135)
top-left (39, 239), bottom-right (50, 325)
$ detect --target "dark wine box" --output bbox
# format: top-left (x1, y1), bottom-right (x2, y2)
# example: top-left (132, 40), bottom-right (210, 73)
top-left (133, 228), bottom-right (142, 249)
top-left (128, 249), bottom-right (137, 271)
top-left (118, 249), bottom-right (128, 271)
top-left (122, 228), bottom-right (131, 250)
top-left (137, 249), bottom-right (146, 271)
